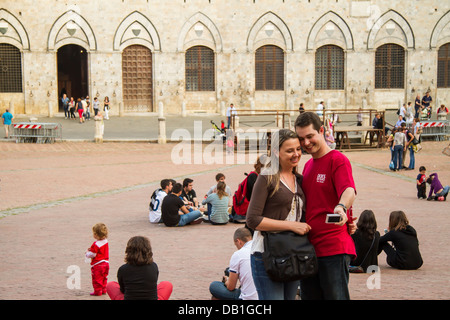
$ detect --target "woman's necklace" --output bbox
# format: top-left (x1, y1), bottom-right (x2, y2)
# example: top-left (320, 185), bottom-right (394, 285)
top-left (281, 172), bottom-right (295, 192)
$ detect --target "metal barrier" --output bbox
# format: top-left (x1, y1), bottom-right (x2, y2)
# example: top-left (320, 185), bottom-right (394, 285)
top-left (11, 122), bottom-right (62, 143)
top-left (418, 120), bottom-right (449, 141)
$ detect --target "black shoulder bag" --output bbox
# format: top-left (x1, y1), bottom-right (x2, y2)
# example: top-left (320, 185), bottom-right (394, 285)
top-left (261, 195), bottom-right (318, 282)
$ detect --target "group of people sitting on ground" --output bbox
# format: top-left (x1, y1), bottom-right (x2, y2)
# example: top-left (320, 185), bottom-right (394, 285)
top-left (148, 175), bottom-right (236, 227)
top-left (349, 209), bottom-right (423, 273)
top-left (148, 154), bottom-right (270, 227)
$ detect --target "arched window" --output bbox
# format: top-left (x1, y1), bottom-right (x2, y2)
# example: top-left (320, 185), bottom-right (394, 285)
top-left (375, 44), bottom-right (405, 89)
top-left (255, 45), bottom-right (284, 91)
top-left (0, 44), bottom-right (22, 93)
top-left (438, 43), bottom-right (450, 88)
top-left (185, 46), bottom-right (215, 91)
top-left (315, 45), bottom-right (344, 90)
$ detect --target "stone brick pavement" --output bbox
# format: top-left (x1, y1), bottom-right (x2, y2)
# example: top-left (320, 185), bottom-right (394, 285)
top-left (0, 124), bottom-right (449, 300)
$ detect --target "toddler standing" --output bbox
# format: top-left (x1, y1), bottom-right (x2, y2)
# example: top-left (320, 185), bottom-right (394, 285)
top-left (416, 166), bottom-right (427, 199)
top-left (86, 223), bottom-right (109, 296)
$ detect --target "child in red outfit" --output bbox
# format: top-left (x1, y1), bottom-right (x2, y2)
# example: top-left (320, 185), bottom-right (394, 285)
top-left (86, 223), bottom-right (109, 296)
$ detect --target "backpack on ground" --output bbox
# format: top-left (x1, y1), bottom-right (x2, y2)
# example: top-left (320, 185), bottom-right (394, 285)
top-left (149, 188), bottom-right (162, 211)
top-left (232, 171), bottom-right (256, 216)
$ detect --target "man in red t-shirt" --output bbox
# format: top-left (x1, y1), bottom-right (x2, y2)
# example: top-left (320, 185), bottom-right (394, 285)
top-left (295, 112), bottom-right (356, 300)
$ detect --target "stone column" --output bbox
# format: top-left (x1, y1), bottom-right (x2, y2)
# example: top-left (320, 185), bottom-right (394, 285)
top-left (94, 115), bottom-right (104, 143)
top-left (158, 117), bottom-right (166, 144)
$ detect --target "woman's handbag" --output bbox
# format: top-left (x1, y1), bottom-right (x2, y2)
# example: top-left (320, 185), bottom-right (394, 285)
top-left (262, 230), bottom-right (318, 282)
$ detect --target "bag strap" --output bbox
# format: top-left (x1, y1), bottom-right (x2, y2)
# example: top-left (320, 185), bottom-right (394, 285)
top-left (358, 236), bottom-right (376, 267)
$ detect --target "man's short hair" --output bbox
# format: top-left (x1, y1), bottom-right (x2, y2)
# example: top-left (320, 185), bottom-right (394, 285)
top-left (172, 183), bottom-right (183, 194)
top-left (233, 227), bottom-right (252, 242)
top-left (294, 111), bottom-right (323, 132)
top-left (215, 173), bottom-right (225, 181)
top-left (183, 178), bottom-right (193, 188)
top-left (160, 179), bottom-right (171, 190)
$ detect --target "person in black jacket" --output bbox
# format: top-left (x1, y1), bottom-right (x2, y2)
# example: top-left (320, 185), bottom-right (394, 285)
top-left (350, 210), bottom-right (380, 272)
top-left (378, 211), bottom-right (423, 270)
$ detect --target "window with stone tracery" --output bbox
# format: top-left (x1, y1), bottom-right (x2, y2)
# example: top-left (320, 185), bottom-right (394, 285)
top-left (0, 44), bottom-right (22, 93)
top-left (315, 45), bottom-right (344, 90)
top-left (375, 44), bottom-right (405, 89)
top-left (255, 45), bottom-right (284, 91)
top-left (437, 43), bottom-right (450, 88)
top-left (185, 46), bottom-right (215, 91)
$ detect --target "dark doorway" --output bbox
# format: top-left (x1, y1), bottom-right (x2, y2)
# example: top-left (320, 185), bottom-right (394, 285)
top-left (57, 44), bottom-right (88, 111)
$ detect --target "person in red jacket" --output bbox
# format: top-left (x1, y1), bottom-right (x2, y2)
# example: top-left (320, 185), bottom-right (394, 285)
top-left (86, 223), bottom-right (109, 296)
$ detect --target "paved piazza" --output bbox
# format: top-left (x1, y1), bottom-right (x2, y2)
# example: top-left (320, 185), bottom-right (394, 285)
top-left (0, 128), bottom-right (449, 300)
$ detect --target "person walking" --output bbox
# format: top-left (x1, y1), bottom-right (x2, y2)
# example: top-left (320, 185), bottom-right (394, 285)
top-left (2, 108), bottom-right (13, 139)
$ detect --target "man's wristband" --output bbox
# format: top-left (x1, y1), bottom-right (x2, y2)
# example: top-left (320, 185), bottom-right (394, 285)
top-left (335, 203), bottom-right (347, 214)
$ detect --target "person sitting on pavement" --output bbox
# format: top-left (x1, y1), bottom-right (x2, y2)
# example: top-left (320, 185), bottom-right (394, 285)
top-left (202, 181), bottom-right (229, 225)
top-left (106, 236), bottom-right (173, 300)
top-left (181, 178), bottom-right (199, 208)
top-left (205, 173), bottom-right (232, 216)
top-left (377, 211), bottom-right (423, 270)
top-left (426, 173), bottom-right (449, 201)
top-left (209, 227), bottom-right (258, 300)
top-left (161, 183), bottom-right (203, 227)
top-left (149, 179), bottom-right (173, 224)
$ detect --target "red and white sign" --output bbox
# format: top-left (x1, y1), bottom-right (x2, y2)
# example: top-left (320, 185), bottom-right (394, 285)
top-left (13, 124), bottom-right (42, 129)
top-left (418, 121), bottom-right (447, 128)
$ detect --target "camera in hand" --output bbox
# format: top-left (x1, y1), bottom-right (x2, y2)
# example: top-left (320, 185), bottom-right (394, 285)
top-left (326, 213), bottom-right (342, 224)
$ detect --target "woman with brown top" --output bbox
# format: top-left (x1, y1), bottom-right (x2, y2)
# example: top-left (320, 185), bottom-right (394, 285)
top-left (246, 129), bottom-right (311, 300)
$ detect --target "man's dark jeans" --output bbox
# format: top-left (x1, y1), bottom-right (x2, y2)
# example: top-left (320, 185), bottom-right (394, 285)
top-left (300, 254), bottom-right (351, 300)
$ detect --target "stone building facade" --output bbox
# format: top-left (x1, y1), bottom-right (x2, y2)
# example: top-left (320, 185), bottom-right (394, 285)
top-left (0, 0), bottom-right (449, 116)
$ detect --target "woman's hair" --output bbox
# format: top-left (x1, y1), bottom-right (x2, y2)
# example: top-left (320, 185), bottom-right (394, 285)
top-left (388, 210), bottom-right (409, 231)
top-left (125, 236), bottom-right (153, 266)
top-left (92, 223), bottom-right (108, 240)
top-left (263, 129), bottom-right (299, 197)
top-left (216, 181), bottom-right (228, 199)
top-left (253, 154), bottom-right (268, 174)
top-left (356, 210), bottom-right (377, 239)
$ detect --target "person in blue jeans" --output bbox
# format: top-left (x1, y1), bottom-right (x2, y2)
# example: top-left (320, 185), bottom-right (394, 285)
top-left (392, 127), bottom-right (406, 171)
top-left (161, 183), bottom-right (202, 227)
top-left (246, 129), bottom-right (310, 300)
top-left (209, 228), bottom-right (258, 300)
top-left (403, 125), bottom-right (415, 170)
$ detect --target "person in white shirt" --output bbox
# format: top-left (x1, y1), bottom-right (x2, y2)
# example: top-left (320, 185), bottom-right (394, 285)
top-left (149, 179), bottom-right (173, 223)
top-left (209, 228), bottom-right (258, 300)
top-left (399, 103), bottom-right (407, 119)
top-left (226, 103), bottom-right (237, 129)
top-left (405, 102), bottom-right (414, 125)
top-left (316, 101), bottom-right (324, 117)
